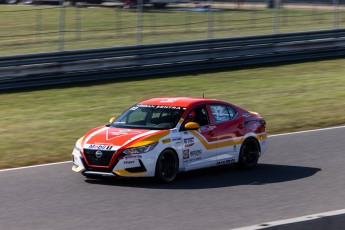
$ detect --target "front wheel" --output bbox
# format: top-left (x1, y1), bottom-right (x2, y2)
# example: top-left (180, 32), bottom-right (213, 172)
top-left (237, 138), bottom-right (260, 169)
top-left (155, 149), bottom-right (179, 183)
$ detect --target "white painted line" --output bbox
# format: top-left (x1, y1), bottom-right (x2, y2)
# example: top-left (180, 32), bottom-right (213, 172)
top-left (0, 125), bottom-right (344, 173)
top-left (269, 125), bottom-right (345, 137)
top-left (231, 208), bottom-right (345, 230)
top-left (0, 161), bottom-right (71, 172)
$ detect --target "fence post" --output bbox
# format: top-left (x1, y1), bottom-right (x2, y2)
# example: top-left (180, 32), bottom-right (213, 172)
top-left (136, 0), bottom-right (143, 45)
top-left (114, 6), bottom-right (122, 37)
top-left (75, 6), bottom-right (81, 41)
top-left (207, 0), bottom-right (213, 39)
top-left (333, 0), bottom-right (339, 28)
top-left (58, 0), bottom-right (65, 51)
top-left (273, 0), bottom-right (279, 34)
top-left (35, 8), bottom-right (42, 43)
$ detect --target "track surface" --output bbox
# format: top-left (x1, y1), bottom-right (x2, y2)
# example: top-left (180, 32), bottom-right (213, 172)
top-left (1, 127), bottom-right (345, 230)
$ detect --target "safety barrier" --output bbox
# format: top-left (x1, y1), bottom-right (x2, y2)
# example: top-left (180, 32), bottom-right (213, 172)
top-left (1, 29), bottom-right (345, 90)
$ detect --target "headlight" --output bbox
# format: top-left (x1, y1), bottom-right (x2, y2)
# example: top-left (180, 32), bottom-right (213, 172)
top-left (123, 143), bottom-right (158, 155)
top-left (72, 137), bottom-right (83, 155)
top-left (74, 145), bottom-right (82, 154)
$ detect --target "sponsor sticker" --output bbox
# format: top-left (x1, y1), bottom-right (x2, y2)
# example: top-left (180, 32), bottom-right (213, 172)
top-left (184, 137), bottom-right (194, 147)
top-left (190, 149), bottom-right (202, 157)
top-left (189, 157), bottom-right (201, 162)
top-left (172, 137), bottom-right (182, 141)
top-left (156, 105), bottom-right (182, 110)
top-left (162, 138), bottom-right (172, 144)
top-left (137, 104), bottom-right (184, 110)
top-left (118, 155), bottom-right (142, 160)
top-left (183, 149), bottom-right (190, 159)
top-left (88, 144), bottom-right (113, 150)
top-left (216, 159), bottom-right (235, 166)
top-left (160, 98), bottom-right (178, 103)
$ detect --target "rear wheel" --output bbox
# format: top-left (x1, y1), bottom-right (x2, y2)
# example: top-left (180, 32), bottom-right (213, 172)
top-left (155, 149), bottom-right (178, 183)
top-left (237, 138), bottom-right (260, 169)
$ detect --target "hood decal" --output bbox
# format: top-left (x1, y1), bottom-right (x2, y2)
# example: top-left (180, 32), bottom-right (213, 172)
top-left (82, 127), bottom-right (159, 149)
top-left (82, 126), bottom-right (108, 147)
top-left (122, 130), bottom-right (159, 146)
top-left (106, 129), bottom-right (142, 141)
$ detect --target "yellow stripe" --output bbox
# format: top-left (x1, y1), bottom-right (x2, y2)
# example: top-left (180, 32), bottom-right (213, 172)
top-left (190, 131), bottom-right (267, 150)
top-left (128, 130), bottom-right (170, 148)
top-left (190, 130), bottom-right (243, 149)
top-left (256, 133), bottom-right (268, 140)
top-left (113, 169), bottom-right (146, 176)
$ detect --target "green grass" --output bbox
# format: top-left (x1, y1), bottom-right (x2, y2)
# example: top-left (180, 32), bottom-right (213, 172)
top-left (0, 58), bottom-right (345, 169)
top-left (0, 4), bottom-right (344, 55)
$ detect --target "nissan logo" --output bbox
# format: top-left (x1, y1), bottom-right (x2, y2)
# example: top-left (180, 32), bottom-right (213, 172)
top-left (95, 150), bottom-right (103, 158)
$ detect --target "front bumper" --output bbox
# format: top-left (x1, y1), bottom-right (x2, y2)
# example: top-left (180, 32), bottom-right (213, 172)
top-left (72, 149), bottom-right (157, 178)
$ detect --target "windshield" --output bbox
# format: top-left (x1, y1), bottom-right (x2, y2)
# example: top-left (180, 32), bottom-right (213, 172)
top-left (111, 104), bottom-right (186, 130)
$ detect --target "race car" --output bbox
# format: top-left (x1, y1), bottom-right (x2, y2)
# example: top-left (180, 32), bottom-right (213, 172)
top-left (72, 97), bottom-right (267, 182)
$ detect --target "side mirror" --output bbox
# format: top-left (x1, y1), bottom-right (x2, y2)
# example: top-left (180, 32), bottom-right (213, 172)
top-left (109, 117), bottom-right (116, 123)
top-left (184, 122), bottom-right (200, 130)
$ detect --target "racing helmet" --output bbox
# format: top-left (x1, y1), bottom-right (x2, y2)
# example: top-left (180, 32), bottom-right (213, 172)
top-left (187, 110), bottom-right (197, 121)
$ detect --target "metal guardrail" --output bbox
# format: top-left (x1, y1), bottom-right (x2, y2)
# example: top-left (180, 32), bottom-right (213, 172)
top-left (1, 29), bottom-right (345, 90)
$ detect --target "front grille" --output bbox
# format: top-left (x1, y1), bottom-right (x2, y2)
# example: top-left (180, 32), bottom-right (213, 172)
top-left (83, 149), bottom-right (116, 166)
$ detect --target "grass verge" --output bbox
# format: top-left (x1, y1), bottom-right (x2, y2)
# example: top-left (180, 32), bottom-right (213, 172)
top-left (0, 58), bottom-right (345, 169)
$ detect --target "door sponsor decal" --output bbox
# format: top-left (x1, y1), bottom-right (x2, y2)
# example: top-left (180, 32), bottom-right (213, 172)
top-left (216, 159), bottom-right (235, 166)
top-left (184, 137), bottom-right (195, 147)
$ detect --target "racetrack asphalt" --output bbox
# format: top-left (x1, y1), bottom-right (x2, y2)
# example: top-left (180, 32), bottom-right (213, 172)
top-left (1, 126), bottom-right (345, 230)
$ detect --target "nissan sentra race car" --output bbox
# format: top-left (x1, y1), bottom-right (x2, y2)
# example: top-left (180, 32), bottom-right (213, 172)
top-left (72, 97), bottom-right (267, 182)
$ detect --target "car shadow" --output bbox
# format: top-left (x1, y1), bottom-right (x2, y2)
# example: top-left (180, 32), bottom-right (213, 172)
top-left (85, 163), bottom-right (321, 189)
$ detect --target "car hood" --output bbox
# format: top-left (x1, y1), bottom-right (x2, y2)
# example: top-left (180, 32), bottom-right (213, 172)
top-left (81, 126), bottom-right (169, 150)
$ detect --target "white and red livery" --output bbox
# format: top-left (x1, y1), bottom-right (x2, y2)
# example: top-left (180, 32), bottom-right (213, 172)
top-left (72, 97), bottom-right (267, 182)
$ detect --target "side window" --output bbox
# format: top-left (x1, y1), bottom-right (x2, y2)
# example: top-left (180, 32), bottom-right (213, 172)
top-left (210, 104), bottom-right (236, 123)
top-left (185, 105), bottom-right (209, 127)
top-left (226, 106), bottom-right (237, 120)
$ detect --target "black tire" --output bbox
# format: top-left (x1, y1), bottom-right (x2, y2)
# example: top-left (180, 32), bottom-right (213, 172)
top-left (155, 149), bottom-right (179, 183)
top-left (237, 138), bottom-right (260, 169)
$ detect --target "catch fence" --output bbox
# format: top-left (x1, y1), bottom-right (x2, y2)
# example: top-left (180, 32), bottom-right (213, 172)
top-left (0, 0), bottom-right (344, 55)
